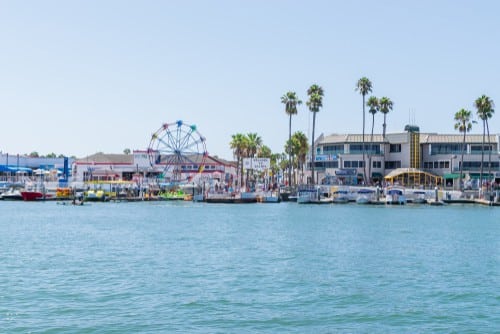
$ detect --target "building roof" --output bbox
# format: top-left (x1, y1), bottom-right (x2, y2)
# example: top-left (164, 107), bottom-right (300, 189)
top-left (419, 134), bottom-right (498, 144)
top-left (75, 153), bottom-right (134, 164)
top-left (75, 152), bottom-right (236, 167)
top-left (319, 132), bottom-right (498, 145)
top-left (320, 134), bottom-right (386, 144)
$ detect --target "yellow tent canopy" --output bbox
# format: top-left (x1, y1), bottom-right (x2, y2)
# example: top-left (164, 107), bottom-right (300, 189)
top-left (384, 168), bottom-right (442, 187)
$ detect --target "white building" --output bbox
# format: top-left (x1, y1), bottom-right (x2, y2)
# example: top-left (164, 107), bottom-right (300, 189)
top-left (310, 125), bottom-right (500, 188)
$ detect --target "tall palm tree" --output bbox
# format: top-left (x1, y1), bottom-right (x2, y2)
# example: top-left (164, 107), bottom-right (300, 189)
top-left (306, 84), bottom-right (324, 185)
top-left (474, 95), bottom-right (495, 191)
top-left (355, 77), bottom-right (373, 184)
top-left (291, 131), bottom-right (309, 184)
top-left (366, 96), bottom-right (379, 183)
top-left (281, 91), bottom-right (302, 187)
top-left (379, 96), bottom-right (394, 139)
top-left (230, 133), bottom-right (248, 190)
top-left (245, 133), bottom-right (263, 187)
top-left (454, 109), bottom-right (474, 191)
top-left (258, 145), bottom-right (272, 158)
top-left (246, 133), bottom-right (262, 158)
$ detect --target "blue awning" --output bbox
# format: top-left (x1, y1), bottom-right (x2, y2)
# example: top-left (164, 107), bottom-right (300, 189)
top-left (0, 166), bottom-right (33, 173)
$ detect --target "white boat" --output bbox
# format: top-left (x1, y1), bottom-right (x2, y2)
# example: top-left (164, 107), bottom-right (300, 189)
top-left (407, 190), bottom-right (427, 204)
top-left (0, 186), bottom-right (24, 200)
top-left (332, 189), bottom-right (350, 204)
top-left (356, 188), bottom-right (376, 204)
top-left (257, 191), bottom-right (281, 203)
top-left (297, 185), bottom-right (333, 204)
top-left (386, 187), bottom-right (407, 205)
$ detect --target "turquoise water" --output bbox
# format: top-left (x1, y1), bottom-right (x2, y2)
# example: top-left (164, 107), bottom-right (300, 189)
top-left (1, 201), bottom-right (498, 333)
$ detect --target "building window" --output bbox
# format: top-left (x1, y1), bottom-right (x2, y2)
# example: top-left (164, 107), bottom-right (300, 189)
top-left (349, 144), bottom-right (380, 154)
top-left (389, 144), bottom-right (401, 153)
top-left (431, 144), bottom-right (462, 155)
top-left (471, 145), bottom-right (492, 153)
top-left (372, 161), bottom-right (381, 168)
top-left (385, 161), bottom-right (401, 169)
top-left (344, 160), bottom-right (364, 168)
top-left (316, 161), bottom-right (339, 168)
top-left (323, 144), bottom-right (344, 154)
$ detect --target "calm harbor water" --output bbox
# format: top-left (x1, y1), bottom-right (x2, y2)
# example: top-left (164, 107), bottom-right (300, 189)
top-left (1, 201), bottom-right (499, 333)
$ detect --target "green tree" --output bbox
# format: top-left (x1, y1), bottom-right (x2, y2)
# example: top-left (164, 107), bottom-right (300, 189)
top-left (454, 109), bottom-right (474, 191)
top-left (230, 133), bottom-right (248, 189)
top-left (258, 145), bottom-right (272, 158)
top-left (379, 96), bottom-right (393, 140)
top-left (123, 148), bottom-right (131, 155)
top-left (474, 95), bottom-right (495, 191)
top-left (291, 131), bottom-right (309, 185)
top-left (281, 91), bottom-right (302, 187)
top-left (356, 77), bottom-right (373, 183)
top-left (246, 133), bottom-right (262, 158)
top-left (46, 152), bottom-right (57, 158)
top-left (367, 96), bottom-right (379, 183)
top-left (306, 84), bottom-right (324, 184)
top-left (29, 151), bottom-right (39, 158)
top-left (245, 133), bottom-right (263, 186)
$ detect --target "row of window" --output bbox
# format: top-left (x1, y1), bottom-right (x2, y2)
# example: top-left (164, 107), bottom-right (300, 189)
top-left (321, 143), bottom-right (496, 156)
top-left (431, 144), bottom-right (493, 155)
top-left (314, 160), bottom-right (399, 169)
top-left (180, 165), bottom-right (219, 171)
top-left (321, 144), bottom-right (383, 155)
top-left (423, 161), bottom-right (500, 169)
top-left (423, 161), bottom-right (450, 169)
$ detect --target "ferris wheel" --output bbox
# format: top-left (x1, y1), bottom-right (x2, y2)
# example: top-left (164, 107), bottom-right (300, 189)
top-left (147, 120), bottom-right (208, 183)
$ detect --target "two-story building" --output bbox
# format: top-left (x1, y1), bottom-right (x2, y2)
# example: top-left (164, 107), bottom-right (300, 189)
top-left (310, 125), bottom-right (500, 188)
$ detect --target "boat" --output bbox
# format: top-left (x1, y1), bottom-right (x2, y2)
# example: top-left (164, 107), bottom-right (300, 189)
top-left (85, 189), bottom-right (107, 202)
top-left (407, 190), bottom-right (427, 204)
top-left (385, 187), bottom-right (407, 205)
top-left (0, 186), bottom-right (24, 200)
top-left (21, 191), bottom-right (45, 201)
top-left (356, 188), bottom-right (376, 204)
top-left (332, 189), bottom-right (350, 204)
top-left (297, 185), bottom-right (333, 204)
top-left (257, 191), bottom-right (281, 203)
top-left (205, 192), bottom-right (257, 204)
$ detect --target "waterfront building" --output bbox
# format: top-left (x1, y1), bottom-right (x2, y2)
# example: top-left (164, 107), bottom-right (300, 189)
top-left (71, 151), bottom-right (237, 184)
top-left (310, 125), bottom-right (500, 188)
top-left (0, 153), bottom-right (71, 183)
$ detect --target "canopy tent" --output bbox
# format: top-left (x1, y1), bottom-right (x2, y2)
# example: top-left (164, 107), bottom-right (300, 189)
top-left (384, 168), bottom-right (442, 187)
top-left (0, 165), bottom-right (32, 173)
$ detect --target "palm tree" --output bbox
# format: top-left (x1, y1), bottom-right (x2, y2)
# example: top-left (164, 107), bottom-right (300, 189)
top-left (306, 84), bottom-right (324, 185)
top-left (379, 96), bottom-right (394, 140)
top-left (454, 109), bottom-right (474, 191)
top-left (291, 131), bottom-right (309, 184)
top-left (355, 77), bottom-right (373, 184)
top-left (281, 91), bottom-right (302, 187)
top-left (258, 145), bottom-right (272, 158)
top-left (366, 96), bottom-right (379, 183)
top-left (230, 133), bottom-right (248, 190)
top-left (246, 133), bottom-right (262, 158)
top-left (474, 95), bottom-right (495, 191)
top-left (245, 133), bottom-right (263, 187)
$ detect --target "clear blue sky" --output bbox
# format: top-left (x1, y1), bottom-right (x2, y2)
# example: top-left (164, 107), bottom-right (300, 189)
top-left (1, 0), bottom-right (499, 160)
